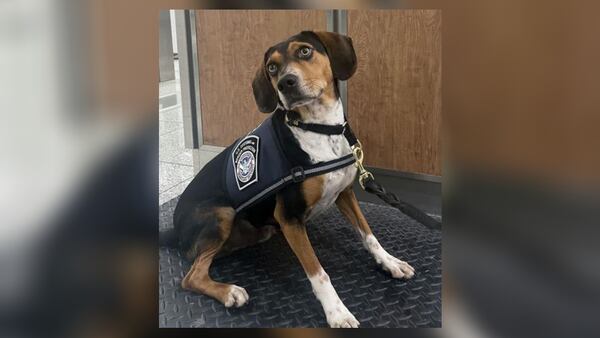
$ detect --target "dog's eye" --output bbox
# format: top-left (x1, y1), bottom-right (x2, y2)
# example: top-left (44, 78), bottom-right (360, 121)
top-left (267, 63), bottom-right (278, 74)
top-left (298, 47), bottom-right (312, 58)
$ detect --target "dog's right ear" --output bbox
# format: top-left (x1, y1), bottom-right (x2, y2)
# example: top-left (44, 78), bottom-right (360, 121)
top-left (309, 31), bottom-right (357, 81)
top-left (252, 61), bottom-right (278, 113)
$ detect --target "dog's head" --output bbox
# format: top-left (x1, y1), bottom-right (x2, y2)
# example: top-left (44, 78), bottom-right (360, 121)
top-left (252, 31), bottom-right (357, 113)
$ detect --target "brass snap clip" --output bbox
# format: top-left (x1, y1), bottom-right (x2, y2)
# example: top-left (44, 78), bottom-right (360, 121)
top-left (351, 140), bottom-right (374, 190)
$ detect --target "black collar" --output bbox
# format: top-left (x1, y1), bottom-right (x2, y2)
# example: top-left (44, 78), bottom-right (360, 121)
top-left (284, 110), bottom-right (358, 146)
top-left (286, 117), bottom-right (347, 135)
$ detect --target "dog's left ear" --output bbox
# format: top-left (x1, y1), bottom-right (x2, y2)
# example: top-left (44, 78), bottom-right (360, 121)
top-left (309, 31), bottom-right (357, 81)
top-left (252, 58), bottom-right (278, 113)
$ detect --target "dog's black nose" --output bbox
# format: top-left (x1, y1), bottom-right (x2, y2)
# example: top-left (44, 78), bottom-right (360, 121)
top-left (277, 74), bottom-right (298, 92)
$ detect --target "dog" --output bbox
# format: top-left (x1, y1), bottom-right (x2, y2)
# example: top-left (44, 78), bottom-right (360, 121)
top-left (160, 31), bottom-right (415, 328)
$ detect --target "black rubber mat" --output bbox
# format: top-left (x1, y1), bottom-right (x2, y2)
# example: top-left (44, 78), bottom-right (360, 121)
top-left (159, 197), bottom-right (441, 328)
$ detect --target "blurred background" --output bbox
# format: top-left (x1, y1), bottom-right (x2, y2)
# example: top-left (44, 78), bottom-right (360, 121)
top-left (1, 0), bottom-right (599, 338)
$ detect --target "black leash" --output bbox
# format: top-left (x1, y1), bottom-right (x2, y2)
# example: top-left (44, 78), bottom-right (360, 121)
top-left (361, 176), bottom-right (441, 230)
top-left (286, 110), bottom-right (441, 231)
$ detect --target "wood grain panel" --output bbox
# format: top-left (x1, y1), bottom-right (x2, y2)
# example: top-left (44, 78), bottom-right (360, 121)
top-left (196, 10), bottom-right (327, 146)
top-left (348, 10), bottom-right (441, 176)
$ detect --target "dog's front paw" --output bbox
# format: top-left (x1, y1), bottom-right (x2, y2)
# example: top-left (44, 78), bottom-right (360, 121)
top-left (326, 306), bottom-right (360, 328)
top-left (380, 254), bottom-right (415, 279)
top-left (222, 285), bottom-right (249, 307)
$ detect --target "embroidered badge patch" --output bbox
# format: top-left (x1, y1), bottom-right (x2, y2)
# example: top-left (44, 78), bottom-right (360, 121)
top-left (232, 135), bottom-right (259, 190)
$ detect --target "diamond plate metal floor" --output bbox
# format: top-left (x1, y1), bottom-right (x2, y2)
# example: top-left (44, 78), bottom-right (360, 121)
top-left (159, 197), bottom-right (441, 328)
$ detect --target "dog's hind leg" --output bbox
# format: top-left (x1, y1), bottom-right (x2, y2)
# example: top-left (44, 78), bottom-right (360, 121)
top-left (181, 206), bottom-right (249, 307)
top-left (219, 219), bottom-right (278, 256)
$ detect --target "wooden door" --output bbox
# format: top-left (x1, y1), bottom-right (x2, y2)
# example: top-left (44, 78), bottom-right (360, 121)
top-left (196, 10), bottom-right (328, 146)
top-left (347, 10), bottom-right (441, 176)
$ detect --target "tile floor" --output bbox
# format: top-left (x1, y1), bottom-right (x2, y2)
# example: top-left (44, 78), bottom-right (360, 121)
top-left (159, 61), bottom-right (194, 204)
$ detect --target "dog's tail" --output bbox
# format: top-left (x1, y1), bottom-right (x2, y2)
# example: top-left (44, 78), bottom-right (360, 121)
top-left (159, 228), bottom-right (179, 247)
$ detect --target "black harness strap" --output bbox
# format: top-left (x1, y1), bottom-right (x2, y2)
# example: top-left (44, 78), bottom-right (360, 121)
top-left (286, 109), bottom-right (441, 230)
top-left (234, 153), bottom-right (355, 212)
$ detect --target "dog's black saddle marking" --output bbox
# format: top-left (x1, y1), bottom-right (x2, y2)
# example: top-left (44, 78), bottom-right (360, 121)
top-left (159, 196), bottom-right (442, 328)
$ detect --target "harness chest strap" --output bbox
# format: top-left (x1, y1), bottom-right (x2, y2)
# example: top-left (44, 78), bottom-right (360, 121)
top-left (236, 111), bottom-right (373, 212)
top-left (234, 153), bottom-right (355, 212)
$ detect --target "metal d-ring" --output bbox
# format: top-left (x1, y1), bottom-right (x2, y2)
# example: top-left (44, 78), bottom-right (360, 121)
top-left (351, 140), bottom-right (375, 189)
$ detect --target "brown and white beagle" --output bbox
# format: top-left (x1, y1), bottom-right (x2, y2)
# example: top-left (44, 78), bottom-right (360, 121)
top-left (160, 31), bottom-right (414, 328)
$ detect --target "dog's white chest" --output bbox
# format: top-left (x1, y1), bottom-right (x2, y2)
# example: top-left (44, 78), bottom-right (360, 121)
top-left (286, 99), bottom-right (357, 219)
top-left (290, 129), bottom-right (357, 219)
top-left (312, 159), bottom-right (356, 219)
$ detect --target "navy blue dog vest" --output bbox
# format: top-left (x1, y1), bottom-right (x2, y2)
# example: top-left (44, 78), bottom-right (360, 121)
top-left (225, 113), bottom-right (356, 212)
